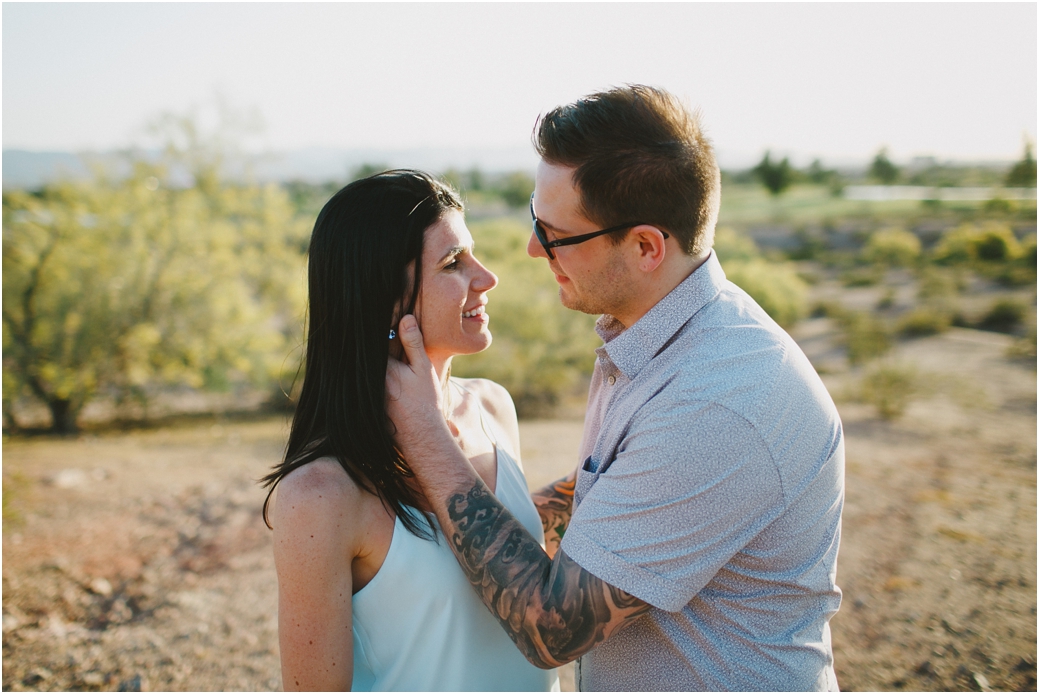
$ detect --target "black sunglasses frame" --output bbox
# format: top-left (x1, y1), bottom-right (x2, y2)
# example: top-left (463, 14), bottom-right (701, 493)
top-left (529, 194), bottom-right (668, 260)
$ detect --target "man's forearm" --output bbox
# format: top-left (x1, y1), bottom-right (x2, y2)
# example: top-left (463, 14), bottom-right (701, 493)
top-left (438, 473), bottom-right (650, 668)
top-left (530, 472), bottom-right (575, 559)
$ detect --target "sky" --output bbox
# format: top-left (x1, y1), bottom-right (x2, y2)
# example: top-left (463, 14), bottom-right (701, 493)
top-left (3, 2), bottom-right (1036, 167)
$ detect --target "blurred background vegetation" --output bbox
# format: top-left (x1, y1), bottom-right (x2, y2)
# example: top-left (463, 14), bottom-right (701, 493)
top-left (3, 116), bottom-right (1036, 430)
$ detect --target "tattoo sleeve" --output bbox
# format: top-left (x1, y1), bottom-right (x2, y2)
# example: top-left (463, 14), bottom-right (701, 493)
top-left (530, 472), bottom-right (576, 559)
top-left (445, 478), bottom-right (651, 668)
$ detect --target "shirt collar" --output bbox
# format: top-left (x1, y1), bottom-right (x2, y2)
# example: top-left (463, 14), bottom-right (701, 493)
top-left (595, 250), bottom-right (727, 379)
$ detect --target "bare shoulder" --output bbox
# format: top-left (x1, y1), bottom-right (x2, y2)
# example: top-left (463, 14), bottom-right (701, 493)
top-left (454, 377), bottom-right (517, 421)
top-left (269, 458), bottom-right (370, 551)
top-left (454, 377), bottom-right (521, 459)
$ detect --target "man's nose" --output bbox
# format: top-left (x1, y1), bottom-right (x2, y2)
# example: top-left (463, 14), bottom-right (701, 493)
top-left (527, 228), bottom-right (548, 259)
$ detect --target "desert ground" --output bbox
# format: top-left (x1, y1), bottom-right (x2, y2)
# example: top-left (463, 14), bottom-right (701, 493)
top-left (3, 318), bottom-right (1035, 691)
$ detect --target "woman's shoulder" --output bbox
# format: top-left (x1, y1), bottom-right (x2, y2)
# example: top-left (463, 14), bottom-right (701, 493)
top-left (452, 377), bottom-right (517, 422)
top-left (270, 458), bottom-right (368, 528)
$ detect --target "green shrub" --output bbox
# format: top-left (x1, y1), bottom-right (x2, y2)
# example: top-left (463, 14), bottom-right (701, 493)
top-left (897, 307), bottom-right (952, 337)
top-left (977, 298), bottom-right (1029, 334)
top-left (932, 223), bottom-right (1021, 265)
top-left (1007, 325), bottom-right (1037, 363)
top-left (714, 228), bottom-right (808, 327)
top-left (836, 311), bottom-right (892, 365)
top-left (724, 259), bottom-right (808, 327)
top-left (932, 225), bottom-right (976, 265)
top-left (972, 226), bottom-right (1021, 262)
top-left (840, 267), bottom-right (883, 287)
top-left (863, 228), bottom-right (921, 267)
top-left (917, 267), bottom-right (962, 301)
top-left (859, 362), bottom-right (919, 420)
top-left (713, 226), bottom-right (761, 263)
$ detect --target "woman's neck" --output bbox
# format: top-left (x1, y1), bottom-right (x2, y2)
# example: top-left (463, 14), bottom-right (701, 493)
top-left (429, 354), bottom-right (454, 417)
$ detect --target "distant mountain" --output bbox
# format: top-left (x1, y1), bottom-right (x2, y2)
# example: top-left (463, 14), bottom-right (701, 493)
top-left (2, 146), bottom-right (543, 190)
top-left (3, 150), bottom-right (94, 189)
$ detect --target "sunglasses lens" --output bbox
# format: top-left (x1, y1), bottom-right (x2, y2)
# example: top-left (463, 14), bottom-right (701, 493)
top-left (533, 221), bottom-right (554, 258)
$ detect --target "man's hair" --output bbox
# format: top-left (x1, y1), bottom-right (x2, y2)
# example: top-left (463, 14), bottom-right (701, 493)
top-left (534, 84), bottom-right (720, 256)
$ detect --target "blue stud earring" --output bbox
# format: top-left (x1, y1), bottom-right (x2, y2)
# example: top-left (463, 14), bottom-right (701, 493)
top-left (388, 329), bottom-right (397, 340)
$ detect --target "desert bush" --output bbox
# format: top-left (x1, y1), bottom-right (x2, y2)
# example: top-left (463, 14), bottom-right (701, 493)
top-left (714, 228), bottom-right (808, 327)
top-left (863, 228), bottom-right (921, 267)
top-left (840, 267), bottom-right (883, 287)
top-left (1006, 325), bottom-right (1037, 363)
top-left (972, 225), bottom-right (1021, 262)
top-left (724, 260), bottom-right (808, 327)
top-left (452, 218), bottom-right (600, 416)
top-left (977, 298), bottom-right (1029, 334)
top-left (859, 362), bottom-right (919, 420)
top-left (713, 226), bottom-right (761, 263)
top-left (917, 267), bottom-right (963, 301)
top-left (835, 310), bottom-right (892, 365)
top-left (932, 225), bottom-right (977, 265)
top-left (897, 307), bottom-right (952, 337)
top-left (932, 223), bottom-right (1021, 265)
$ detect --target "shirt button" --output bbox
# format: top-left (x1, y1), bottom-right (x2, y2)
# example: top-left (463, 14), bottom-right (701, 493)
top-left (607, 375), bottom-right (616, 385)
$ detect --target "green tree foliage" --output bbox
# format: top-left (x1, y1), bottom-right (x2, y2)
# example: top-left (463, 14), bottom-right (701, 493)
top-left (2, 122), bottom-right (309, 432)
top-left (496, 171), bottom-right (536, 209)
top-left (1005, 141), bottom-right (1037, 188)
top-left (350, 163), bottom-right (389, 181)
top-left (869, 147), bottom-right (900, 184)
top-left (863, 228), bottom-right (921, 267)
top-left (752, 152), bottom-right (793, 196)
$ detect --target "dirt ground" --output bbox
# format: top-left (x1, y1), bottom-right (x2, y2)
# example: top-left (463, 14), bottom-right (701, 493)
top-left (3, 326), bottom-right (1035, 691)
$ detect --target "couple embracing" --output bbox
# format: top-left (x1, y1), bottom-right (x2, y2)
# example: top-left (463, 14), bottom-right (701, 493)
top-left (261, 85), bottom-right (845, 692)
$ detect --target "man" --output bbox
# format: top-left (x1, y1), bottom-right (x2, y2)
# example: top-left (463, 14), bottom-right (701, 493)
top-left (387, 84), bottom-right (844, 691)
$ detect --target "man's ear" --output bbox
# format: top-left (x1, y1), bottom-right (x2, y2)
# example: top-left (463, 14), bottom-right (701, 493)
top-left (628, 225), bottom-right (668, 273)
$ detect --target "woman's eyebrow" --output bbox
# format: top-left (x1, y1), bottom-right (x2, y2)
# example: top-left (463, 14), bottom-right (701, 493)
top-left (438, 245), bottom-right (469, 263)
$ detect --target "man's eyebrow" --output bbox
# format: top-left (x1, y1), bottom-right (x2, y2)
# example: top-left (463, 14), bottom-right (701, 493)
top-left (438, 245), bottom-right (469, 263)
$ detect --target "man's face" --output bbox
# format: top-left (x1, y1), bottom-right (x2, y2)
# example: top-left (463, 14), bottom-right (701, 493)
top-left (527, 161), bottom-right (635, 319)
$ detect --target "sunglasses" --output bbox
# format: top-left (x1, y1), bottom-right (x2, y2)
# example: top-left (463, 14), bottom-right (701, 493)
top-left (529, 194), bottom-right (667, 259)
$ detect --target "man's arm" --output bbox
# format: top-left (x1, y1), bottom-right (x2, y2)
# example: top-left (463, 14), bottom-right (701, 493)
top-left (530, 471), bottom-right (575, 559)
top-left (387, 316), bottom-right (650, 668)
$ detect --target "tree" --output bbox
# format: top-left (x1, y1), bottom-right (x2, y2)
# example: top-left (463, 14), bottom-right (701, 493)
top-left (2, 117), bottom-right (308, 433)
top-left (495, 171), bottom-right (535, 208)
top-left (752, 152), bottom-right (793, 196)
top-left (1006, 140), bottom-right (1037, 187)
top-left (869, 148), bottom-right (900, 184)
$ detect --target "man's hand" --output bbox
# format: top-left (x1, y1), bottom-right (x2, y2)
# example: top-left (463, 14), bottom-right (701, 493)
top-left (385, 315), bottom-right (451, 459)
top-left (531, 471), bottom-right (576, 559)
top-left (385, 315), bottom-right (651, 669)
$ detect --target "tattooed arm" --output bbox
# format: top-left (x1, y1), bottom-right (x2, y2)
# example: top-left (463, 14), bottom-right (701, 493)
top-left (387, 316), bottom-right (651, 667)
top-left (530, 471), bottom-right (575, 559)
top-left (445, 475), bottom-right (649, 667)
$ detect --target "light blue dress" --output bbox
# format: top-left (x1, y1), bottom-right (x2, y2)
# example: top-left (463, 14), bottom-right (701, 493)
top-left (350, 391), bottom-right (559, 691)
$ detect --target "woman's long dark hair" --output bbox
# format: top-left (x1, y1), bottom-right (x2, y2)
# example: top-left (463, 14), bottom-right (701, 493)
top-left (261, 169), bottom-right (463, 539)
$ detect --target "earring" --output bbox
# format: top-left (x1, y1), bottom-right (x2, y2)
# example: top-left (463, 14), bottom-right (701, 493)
top-left (388, 329), bottom-right (397, 340)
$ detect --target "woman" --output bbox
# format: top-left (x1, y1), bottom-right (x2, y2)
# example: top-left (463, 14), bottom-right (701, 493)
top-left (261, 170), bottom-right (558, 692)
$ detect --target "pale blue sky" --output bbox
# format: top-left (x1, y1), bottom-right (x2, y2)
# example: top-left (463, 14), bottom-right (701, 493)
top-left (3, 2), bottom-right (1036, 165)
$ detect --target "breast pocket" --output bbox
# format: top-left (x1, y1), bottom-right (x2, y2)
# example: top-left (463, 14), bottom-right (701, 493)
top-left (574, 456), bottom-right (600, 507)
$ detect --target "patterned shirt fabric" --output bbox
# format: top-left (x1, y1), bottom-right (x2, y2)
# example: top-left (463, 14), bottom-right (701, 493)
top-left (560, 251), bottom-right (845, 691)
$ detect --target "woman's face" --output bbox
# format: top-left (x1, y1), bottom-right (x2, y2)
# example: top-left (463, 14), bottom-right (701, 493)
top-left (414, 209), bottom-right (498, 364)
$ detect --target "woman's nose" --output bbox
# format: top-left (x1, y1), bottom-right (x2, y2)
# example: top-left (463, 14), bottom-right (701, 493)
top-left (473, 261), bottom-right (498, 292)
